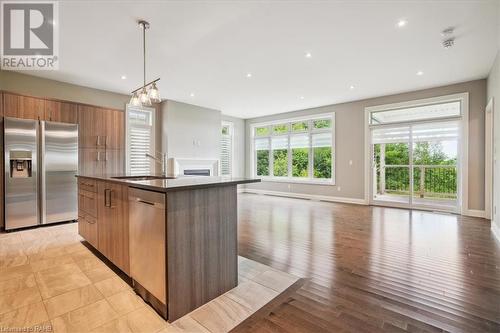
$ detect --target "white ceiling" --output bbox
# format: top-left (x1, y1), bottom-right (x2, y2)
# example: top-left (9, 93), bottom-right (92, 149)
top-left (26, 1), bottom-right (499, 118)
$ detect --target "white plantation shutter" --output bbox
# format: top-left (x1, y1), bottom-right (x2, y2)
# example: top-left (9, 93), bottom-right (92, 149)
top-left (126, 107), bottom-right (155, 175)
top-left (312, 132), bottom-right (332, 147)
top-left (290, 134), bottom-right (309, 148)
top-left (220, 122), bottom-right (233, 176)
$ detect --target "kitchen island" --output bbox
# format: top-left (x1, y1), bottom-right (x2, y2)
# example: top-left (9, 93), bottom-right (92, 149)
top-left (75, 174), bottom-right (260, 322)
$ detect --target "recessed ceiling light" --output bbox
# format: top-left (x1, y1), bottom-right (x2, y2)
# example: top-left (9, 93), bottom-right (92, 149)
top-left (349, 85), bottom-right (355, 90)
top-left (305, 52), bottom-right (312, 58)
top-left (246, 73), bottom-right (252, 78)
top-left (416, 70), bottom-right (424, 76)
top-left (190, 92), bottom-right (195, 97)
top-left (397, 19), bottom-right (407, 28)
top-left (121, 75), bottom-right (127, 80)
top-left (299, 96), bottom-right (305, 100)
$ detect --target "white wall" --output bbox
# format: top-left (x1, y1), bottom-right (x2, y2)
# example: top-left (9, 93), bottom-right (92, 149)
top-left (0, 70), bottom-right (129, 110)
top-left (159, 100), bottom-right (246, 177)
top-left (487, 52), bottom-right (500, 240)
top-left (160, 100), bottom-right (221, 160)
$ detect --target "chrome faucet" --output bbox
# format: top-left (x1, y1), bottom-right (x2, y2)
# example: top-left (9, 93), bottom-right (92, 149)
top-left (145, 152), bottom-right (167, 176)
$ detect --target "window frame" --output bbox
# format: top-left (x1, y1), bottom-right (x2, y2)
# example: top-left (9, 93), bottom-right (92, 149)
top-left (220, 120), bottom-right (234, 176)
top-left (125, 105), bottom-right (156, 175)
top-left (251, 112), bottom-right (335, 185)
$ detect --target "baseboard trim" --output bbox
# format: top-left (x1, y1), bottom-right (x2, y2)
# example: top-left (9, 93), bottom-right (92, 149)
top-left (492, 221), bottom-right (500, 243)
top-left (464, 209), bottom-right (486, 218)
top-left (241, 188), bottom-right (367, 205)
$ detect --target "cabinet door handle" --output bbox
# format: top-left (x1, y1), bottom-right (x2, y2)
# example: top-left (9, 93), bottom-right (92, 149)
top-left (109, 190), bottom-right (115, 208)
top-left (96, 151), bottom-right (100, 161)
top-left (104, 189), bottom-right (111, 207)
top-left (96, 136), bottom-right (100, 146)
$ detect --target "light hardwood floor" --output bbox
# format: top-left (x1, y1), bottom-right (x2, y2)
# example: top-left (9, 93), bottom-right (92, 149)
top-left (236, 193), bottom-right (500, 333)
top-left (0, 222), bottom-right (300, 333)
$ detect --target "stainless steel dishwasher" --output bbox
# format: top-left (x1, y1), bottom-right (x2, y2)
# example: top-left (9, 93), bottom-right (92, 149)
top-left (129, 188), bottom-right (166, 305)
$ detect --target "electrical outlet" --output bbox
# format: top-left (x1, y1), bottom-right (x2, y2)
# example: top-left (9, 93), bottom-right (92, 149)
top-left (349, 160), bottom-right (353, 166)
top-left (337, 186), bottom-right (341, 191)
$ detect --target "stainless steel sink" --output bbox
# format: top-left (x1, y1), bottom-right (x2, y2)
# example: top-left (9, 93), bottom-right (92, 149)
top-left (111, 175), bottom-right (176, 181)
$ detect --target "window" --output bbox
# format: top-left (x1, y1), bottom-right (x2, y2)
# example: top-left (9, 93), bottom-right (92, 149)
top-left (370, 101), bottom-right (461, 125)
top-left (126, 106), bottom-right (155, 175)
top-left (252, 113), bottom-right (335, 184)
top-left (220, 121), bottom-right (233, 176)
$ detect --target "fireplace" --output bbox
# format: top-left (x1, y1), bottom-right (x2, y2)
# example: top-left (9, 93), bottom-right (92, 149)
top-left (168, 158), bottom-right (219, 177)
top-left (184, 169), bottom-right (211, 176)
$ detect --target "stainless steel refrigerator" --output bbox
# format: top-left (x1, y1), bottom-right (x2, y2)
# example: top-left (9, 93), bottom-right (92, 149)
top-left (4, 117), bottom-right (78, 230)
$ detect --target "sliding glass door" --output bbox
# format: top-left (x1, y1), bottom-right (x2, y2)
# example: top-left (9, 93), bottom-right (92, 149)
top-left (372, 126), bottom-right (411, 205)
top-left (371, 120), bottom-right (459, 212)
top-left (411, 121), bottom-right (458, 210)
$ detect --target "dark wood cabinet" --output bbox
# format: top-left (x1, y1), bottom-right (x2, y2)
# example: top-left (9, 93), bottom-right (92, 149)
top-left (104, 109), bottom-right (124, 150)
top-left (97, 180), bottom-right (129, 274)
top-left (77, 179), bottom-right (99, 248)
top-left (78, 148), bottom-right (123, 176)
top-left (79, 148), bottom-right (104, 176)
top-left (44, 100), bottom-right (78, 123)
top-left (103, 149), bottom-right (124, 175)
top-left (77, 178), bottom-right (130, 274)
top-left (3, 93), bottom-right (44, 120)
top-left (78, 105), bottom-right (124, 150)
top-left (77, 105), bottom-right (106, 148)
top-left (77, 105), bottom-right (124, 176)
top-left (78, 213), bottom-right (98, 248)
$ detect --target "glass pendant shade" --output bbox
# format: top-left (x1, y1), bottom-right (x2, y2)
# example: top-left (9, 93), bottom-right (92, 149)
top-left (130, 20), bottom-right (160, 107)
top-left (129, 92), bottom-right (141, 107)
top-left (148, 82), bottom-right (161, 103)
top-left (139, 88), bottom-right (152, 106)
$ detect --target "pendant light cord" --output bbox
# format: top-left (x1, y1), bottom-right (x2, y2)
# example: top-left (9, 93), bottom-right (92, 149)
top-left (143, 23), bottom-right (146, 88)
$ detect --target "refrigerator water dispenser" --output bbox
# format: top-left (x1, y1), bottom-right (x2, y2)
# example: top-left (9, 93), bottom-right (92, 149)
top-left (9, 151), bottom-right (33, 178)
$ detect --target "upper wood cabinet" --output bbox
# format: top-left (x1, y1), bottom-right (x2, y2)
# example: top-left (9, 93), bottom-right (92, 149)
top-left (105, 109), bottom-right (124, 150)
top-left (44, 100), bottom-right (78, 123)
top-left (3, 93), bottom-right (44, 120)
top-left (78, 105), bottom-right (124, 150)
top-left (2, 93), bottom-right (78, 123)
top-left (78, 105), bottom-right (106, 148)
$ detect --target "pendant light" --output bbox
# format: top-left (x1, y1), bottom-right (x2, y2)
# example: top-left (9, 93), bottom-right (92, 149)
top-left (129, 20), bottom-right (161, 107)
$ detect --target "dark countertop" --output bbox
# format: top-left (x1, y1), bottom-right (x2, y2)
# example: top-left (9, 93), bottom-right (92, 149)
top-left (76, 174), bottom-right (260, 192)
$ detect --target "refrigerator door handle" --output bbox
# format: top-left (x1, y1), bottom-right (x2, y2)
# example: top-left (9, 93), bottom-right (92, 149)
top-left (40, 121), bottom-right (46, 225)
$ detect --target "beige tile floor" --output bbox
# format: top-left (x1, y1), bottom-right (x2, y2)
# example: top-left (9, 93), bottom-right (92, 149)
top-left (0, 223), bottom-right (300, 333)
